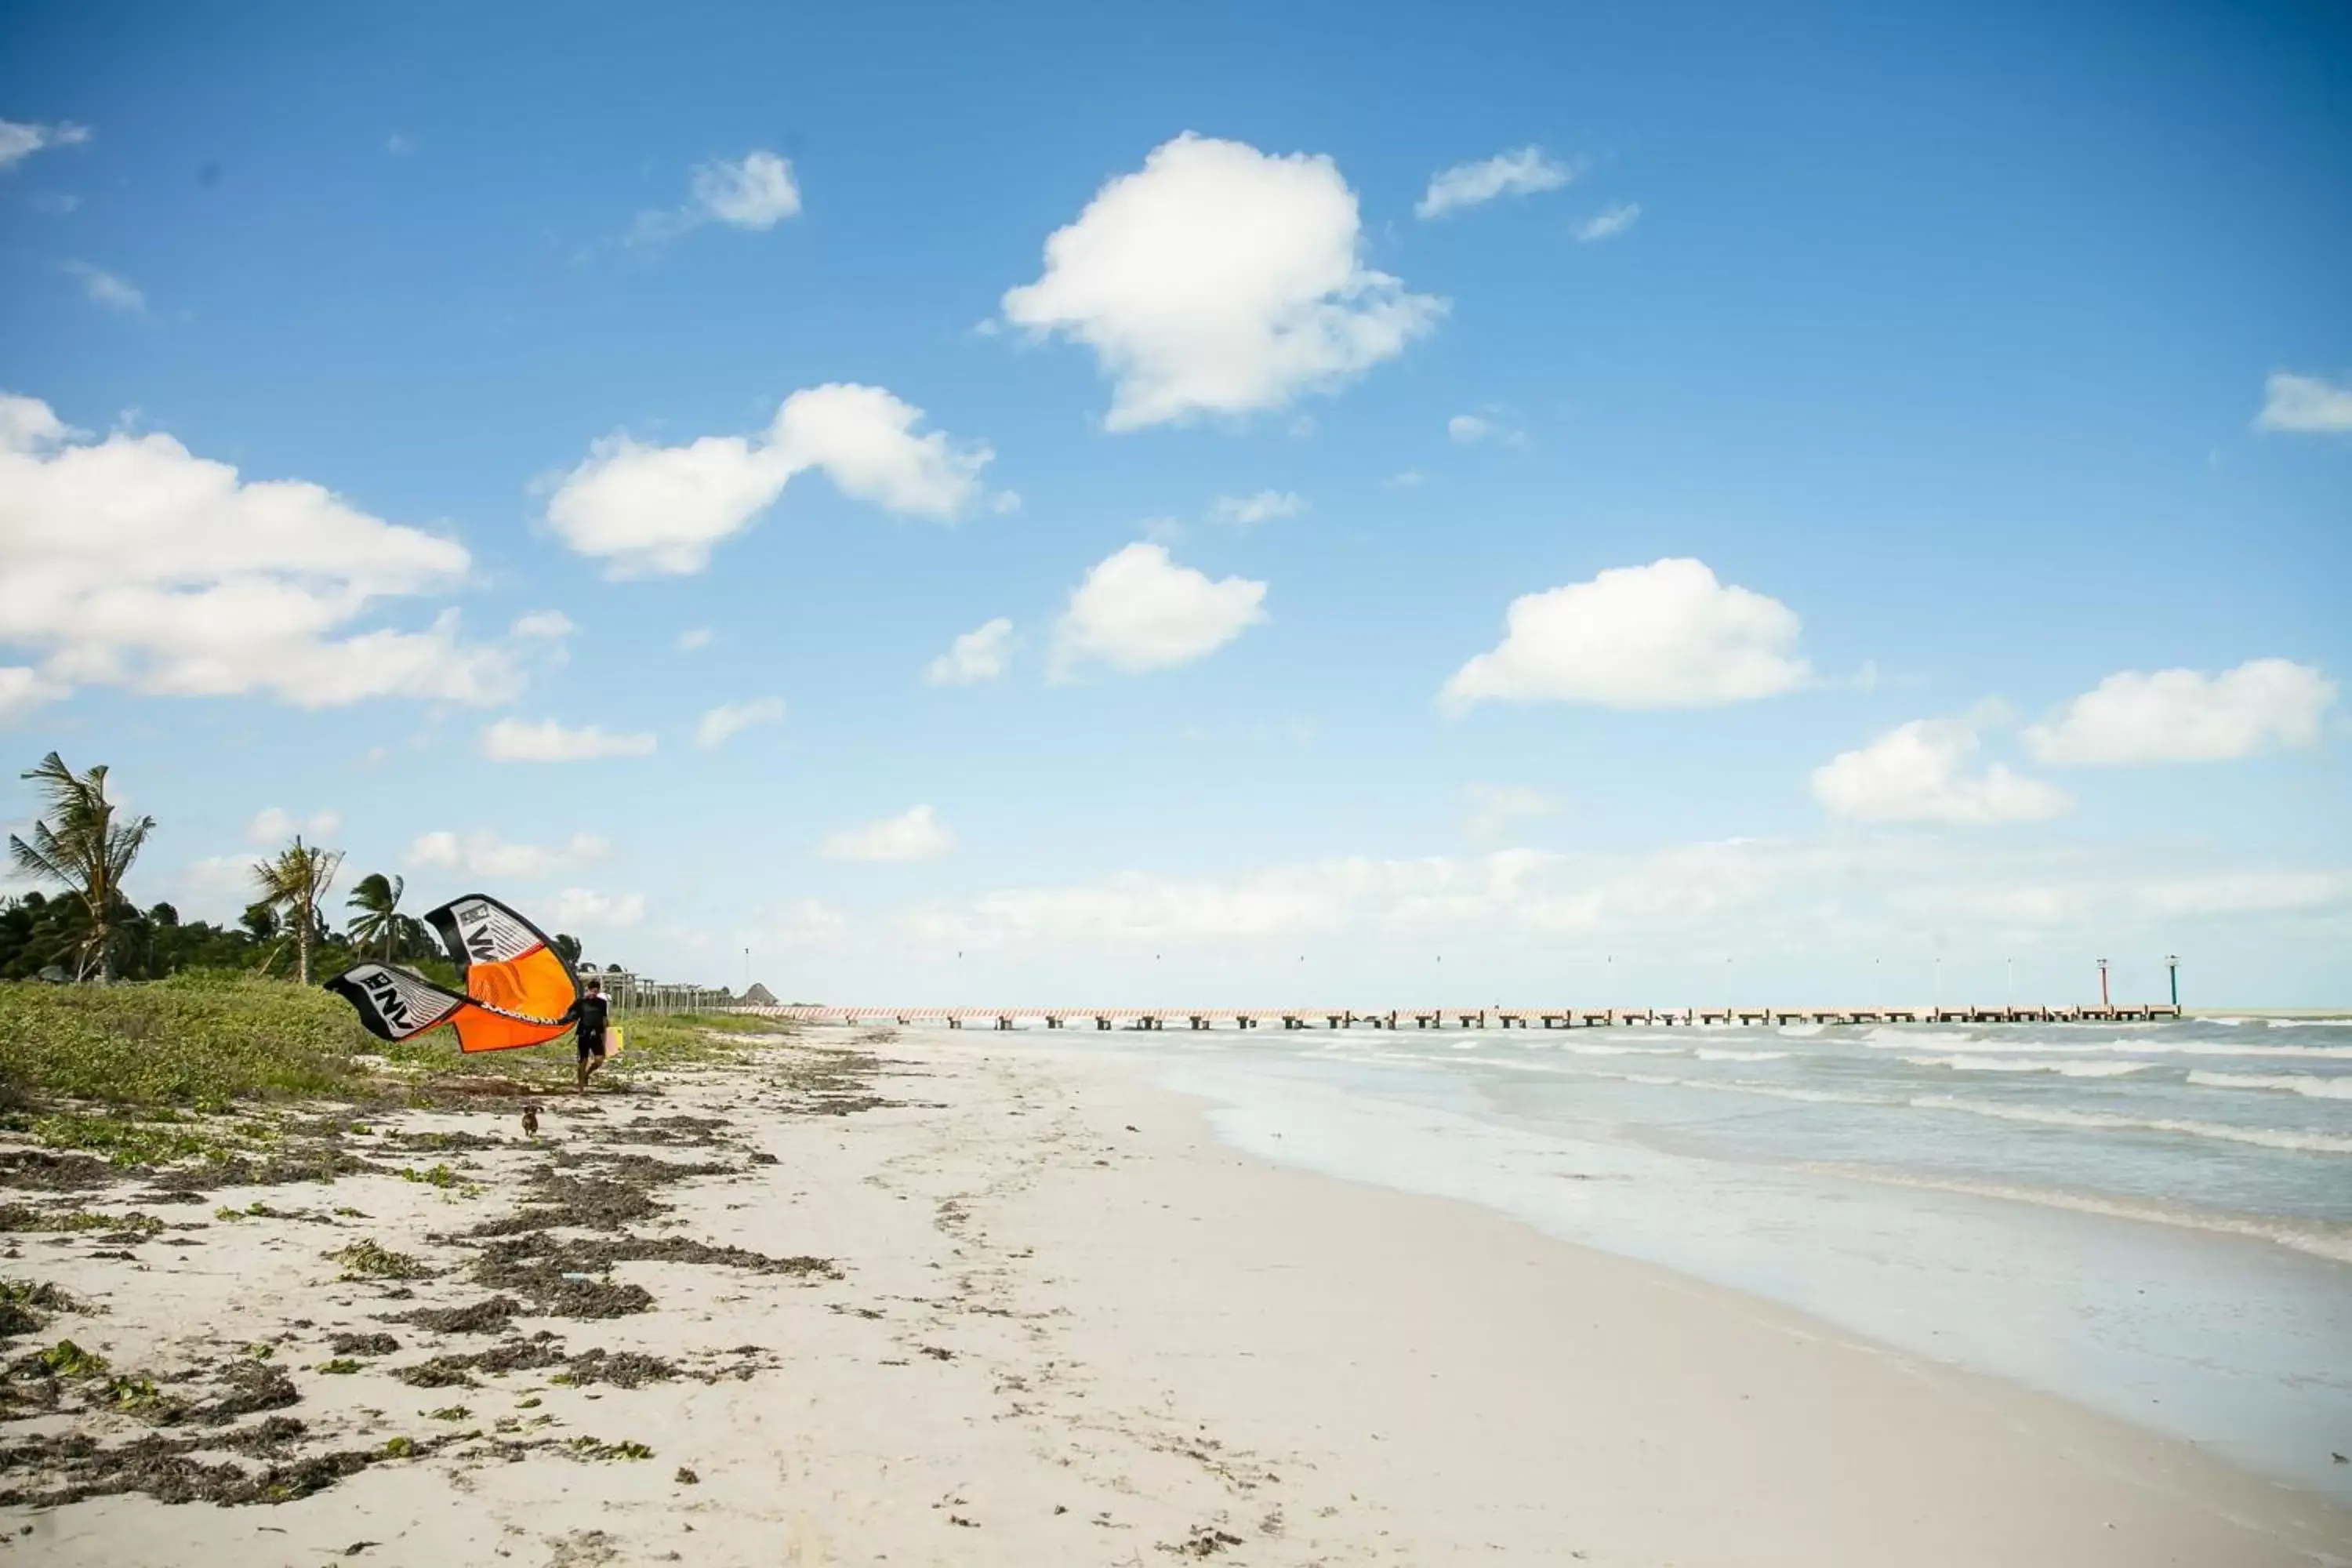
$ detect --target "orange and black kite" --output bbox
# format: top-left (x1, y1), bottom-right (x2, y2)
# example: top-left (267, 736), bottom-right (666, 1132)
top-left (325, 893), bottom-right (581, 1053)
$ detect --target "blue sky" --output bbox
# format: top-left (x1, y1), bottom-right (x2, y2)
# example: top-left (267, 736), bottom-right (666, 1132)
top-left (3, 0), bottom-right (2347, 1004)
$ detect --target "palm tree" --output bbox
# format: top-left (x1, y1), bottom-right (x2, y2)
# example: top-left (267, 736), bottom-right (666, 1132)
top-left (8, 752), bottom-right (155, 982)
top-left (251, 836), bottom-right (345, 985)
top-left (346, 872), bottom-right (407, 960)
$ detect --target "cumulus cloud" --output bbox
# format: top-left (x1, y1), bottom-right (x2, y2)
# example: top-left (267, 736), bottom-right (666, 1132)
top-left (0, 666), bottom-right (63, 724)
top-left (2254, 371), bottom-right (2352, 435)
top-left (0, 119), bottom-right (90, 170)
top-left (1812, 717), bottom-right (2071, 825)
top-left (677, 626), bottom-right (712, 652)
top-left (925, 617), bottom-right (1014, 686)
top-left (543, 383), bottom-right (996, 575)
top-left (1415, 147), bottom-right (1578, 219)
top-left (543, 887), bottom-right (646, 928)
top-left (690, 150), bottom-right (800, 227)
top-left (510, 610), bottom-right (575, 640)
top-left (1053, 543), bottom-right (1267, 677)
top-left (0, 392), bottom-right (522, 710)
top-left (695, 695), bottom-right (786, 750)
top-left (1443, 557), bottom-right (1810, 711)
top-left (60, 261), bottom-right (143, 314)
top-left (245, 807), bottom-right (343, 845)
top-left (1000, 132), bottom-right (1444, 430)
top-left (406, 829), bottom-right (611, 880)
top-left (1464, 783), bottom-right (1559, 841)
top-left (480, 717), bottom-right (656, 762)
top-left (818, 804), bottom-right (955, 862)
top-left (1208, 490), bottom-right (1308, 528)
top-left (630, 149), bottom-right (800, 245)
top-left (1573, 201), bottom-right (1642, 243)
top-left (1446, 414), bottom-right (1493, 444)
top-left (2024, 659), bottom-right (2336, 765)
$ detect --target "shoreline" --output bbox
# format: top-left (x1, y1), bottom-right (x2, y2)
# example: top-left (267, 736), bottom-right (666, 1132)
top-left (4, 1026), bottom-right (2345, 1565)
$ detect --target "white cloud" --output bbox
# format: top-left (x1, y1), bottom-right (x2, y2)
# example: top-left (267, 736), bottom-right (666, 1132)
top-left (1812, 717), bottom-right (2071, 826)
top-left (1209, 490), bottom-right (1308, 528)
top-left (1415, 146), bottom-right (1578, 219)
top-left (2024, 659), bottom-right (2336, 765)
top-left (925, 618), bottom-right (1014, 686)
top-left (1446, 414), bottom-right (1493, 444)
top-left (1053, 543), bottom-right (1268, 677)
top-left (60, 261), bottom-right (143, 314)
top-left (0, 666), bottom-right (63, 724)
top-left (1000, 132), bottom-right (1445, 430)
top-left (510, 610), bottom-right (575, 640)
top-left (543, 383), bottom-right (996, 575)
top-left (695, 695), bottom-right (786, 750)
top-left (676, 626), bottom-right (713, 653)
top-left (1443, 557), bottom-right (1811, 711)
top-left (0, 392), bottom-right (522, 710)
top-left (245, 807), bottom-right (343, 845)
top-left (0, 119), bottom-right (90, 170)
top-left (543, 887), bottom-right (647, 929)
top-left (750, 898), bottom-right (849, 947)
top-left (480, 717), bottom-right (656, 762)
top-left (691, 150), bottom-right (800, 228)
top-left (2142, 870), bottom-right (2352, 917)
top-left (630, 149), bottom-right (800, 245)
top-left (1385, 469), bottom-right (1426, 488)
top-left (2254, 371), bottom-right (2352, 435)
top-left (1464, 783), bottom-right (1559, 841)
top-left (1573, 201), bottom-right (1642, 243)
top-left (406, 829), bottom-right (611, 880)
top-left (818, 804), bottom-right (956, 862)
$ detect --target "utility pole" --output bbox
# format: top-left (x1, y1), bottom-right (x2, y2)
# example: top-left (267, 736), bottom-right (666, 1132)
top-left (2097, 957), bottom-right (2111, 1007)
top-left (2166, 953), bottom-right (2179, 1008)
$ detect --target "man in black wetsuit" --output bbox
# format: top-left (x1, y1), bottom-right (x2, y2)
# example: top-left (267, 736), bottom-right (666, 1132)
top-left (567, 978), bottom-right (610, 1091)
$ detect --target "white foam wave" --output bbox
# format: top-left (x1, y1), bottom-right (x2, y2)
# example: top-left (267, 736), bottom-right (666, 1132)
top-left (1605, 1072), bottom-right (1888, 1107)
top-left (1776, 1023), bottom-right (1824, 1038)
top-left (1696, 1048), bottom-right (1790, 1062)
top-left (1569, 1044), bottom-right (1684, 1057)
top-left (1904, 1055), bottom-right (2149, 1078)
top-left (1866, 1028), bottom-right (1975, 1048)
top-left (1794, 1163), bottom-right (2352, 1265)
top-left (1907, 1096), bottom-right (2352, 1155)
top-left (2187, 1070), bottom-right (2352, 1101)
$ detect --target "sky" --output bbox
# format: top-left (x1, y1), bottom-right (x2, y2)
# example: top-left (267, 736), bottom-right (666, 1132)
top-left (2, 0), bottom-right (2348, 1005)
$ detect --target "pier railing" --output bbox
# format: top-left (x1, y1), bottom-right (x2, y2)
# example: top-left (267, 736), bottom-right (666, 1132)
top-left (735, 1004), bottom-right (2183, 1031)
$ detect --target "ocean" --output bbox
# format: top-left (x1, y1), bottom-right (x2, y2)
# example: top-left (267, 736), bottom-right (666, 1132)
top-left (1040, 1014), bottom-right (2352, 1501)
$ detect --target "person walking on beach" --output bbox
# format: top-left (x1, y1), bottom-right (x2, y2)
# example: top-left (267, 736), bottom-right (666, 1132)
top-left (566, 978), bottom-right (610, 1091)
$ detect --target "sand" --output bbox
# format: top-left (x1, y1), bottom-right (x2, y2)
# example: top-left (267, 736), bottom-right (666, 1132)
top-left (2, 1027), bottom-right (2346, 1566)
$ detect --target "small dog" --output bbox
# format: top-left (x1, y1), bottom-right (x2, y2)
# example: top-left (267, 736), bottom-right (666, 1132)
top-left (521, 1103), bottom-right (540, 1137)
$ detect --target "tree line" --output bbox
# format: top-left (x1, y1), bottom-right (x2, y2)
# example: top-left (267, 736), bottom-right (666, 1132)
top-left (2, 752), bottom-right (588, 986)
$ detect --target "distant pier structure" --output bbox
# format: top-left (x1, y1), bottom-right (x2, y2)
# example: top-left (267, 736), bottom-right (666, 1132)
top-left (744, 1002), bottom-right (2183, 1031)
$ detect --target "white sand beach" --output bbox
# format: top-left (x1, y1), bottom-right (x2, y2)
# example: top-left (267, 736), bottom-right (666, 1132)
top-left (7, 1029), bottom-right (2347, 1567)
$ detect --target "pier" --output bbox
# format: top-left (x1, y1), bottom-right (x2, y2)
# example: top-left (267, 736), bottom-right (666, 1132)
top-left (745, 1003), bottom-right (2183, 1030)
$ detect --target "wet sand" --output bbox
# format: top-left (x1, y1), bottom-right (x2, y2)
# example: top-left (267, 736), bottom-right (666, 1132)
top-left (4, 1028), bottom-right (2346, 1566)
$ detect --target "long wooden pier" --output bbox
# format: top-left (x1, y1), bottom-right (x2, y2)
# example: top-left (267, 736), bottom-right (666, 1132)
top-left (746, 1004), bottom-right (2183, 1031)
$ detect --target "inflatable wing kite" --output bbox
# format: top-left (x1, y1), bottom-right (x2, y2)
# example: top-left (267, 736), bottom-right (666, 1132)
top-left (324, 893), bottom-right (582, 1054)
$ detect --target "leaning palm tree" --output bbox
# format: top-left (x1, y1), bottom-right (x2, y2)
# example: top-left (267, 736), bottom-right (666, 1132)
top-left (250, 836), bottom-right (345, 985)
top-left (8, 752), bottom-right (155, 982)
top-left (345, 872), bottom-right (407, 960)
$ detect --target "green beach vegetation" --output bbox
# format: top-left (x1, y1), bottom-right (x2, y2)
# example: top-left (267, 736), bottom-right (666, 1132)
top-left (0, 750), bottom-right (785, 1134)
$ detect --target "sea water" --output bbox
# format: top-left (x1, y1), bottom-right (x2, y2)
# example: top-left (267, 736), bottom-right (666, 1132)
top-left (1035, 1015), bottom-right (2352, 1501)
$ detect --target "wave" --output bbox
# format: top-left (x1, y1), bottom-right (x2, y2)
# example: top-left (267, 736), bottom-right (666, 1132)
top-left (1605, 1072), bottom-right (1889, 1107)
top-left (2187, 1070), bottom-right (2352, 1101)
top-left (1569, 1044), bottom-right (1685, 1057)
top-left (1865, 1028), bottom-right (1976, 1047)
top-left (1792, 1163), bottom-right (2352, 1265)
top-left (1696, 1048), bottom-right (1790, 1062)
top-left (1907, 1095), bottom-right (2352, 1155)
top-left (1776, 1023), bottom-right (1824, 1038)
top-left (1868, 1033), bottom-right (2352, 1062)
top-left (1903, 1055), bottom-right (2149, 1078)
